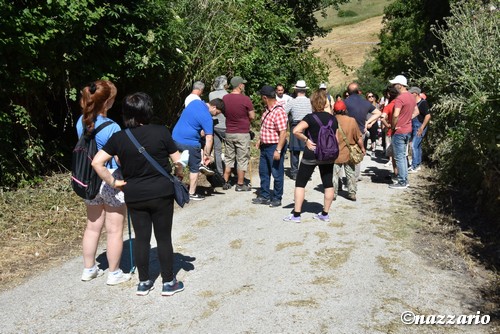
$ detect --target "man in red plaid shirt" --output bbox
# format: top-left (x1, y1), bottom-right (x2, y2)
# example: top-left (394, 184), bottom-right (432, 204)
top-left (252, 85), bottom-right (288, 207)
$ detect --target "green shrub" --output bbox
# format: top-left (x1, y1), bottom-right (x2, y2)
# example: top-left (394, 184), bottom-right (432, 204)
top-left (338, 9), bottom-right (358, 17)
top-left (420, 0), bottom-right (500, 219)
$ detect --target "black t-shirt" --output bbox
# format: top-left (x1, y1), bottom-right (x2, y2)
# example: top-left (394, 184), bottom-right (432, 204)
top-left (302, 112), bottom-right (338, 161)
top-left (103, 125), bottom-right (178, 203)
top-left (416, 99), bottom-right (430, 123)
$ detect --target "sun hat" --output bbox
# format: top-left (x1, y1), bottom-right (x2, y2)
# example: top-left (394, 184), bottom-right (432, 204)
top-left (293, 80), bottom-right (309, 90)
top-left (408, 86), bottom-right (421, 94)
top-left (258, 85), bottom-right (276, 98)
top-left (230, 76), bottom-right (247, 88)
top-left (333, 100), bottom-right (347, 113)
top-left (389, 75), bottom-right (408, 87)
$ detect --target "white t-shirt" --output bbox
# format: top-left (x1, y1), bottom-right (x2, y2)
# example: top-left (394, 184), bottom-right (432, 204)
top-left (184, 93), bottom-right (201, 107)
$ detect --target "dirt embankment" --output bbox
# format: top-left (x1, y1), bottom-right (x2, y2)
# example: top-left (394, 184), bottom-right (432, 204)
top-left (310, 16), bottom-right (383, 87)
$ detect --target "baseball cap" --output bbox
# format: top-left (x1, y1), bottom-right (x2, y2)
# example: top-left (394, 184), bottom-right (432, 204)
top-left (389, 75), bottom-right (408, 87)
top-left (319, 83), bottom-right (327, 89)
top-left (409, 86), bottom-right (421, 94)
top-left (258, 85), bottom-right (276, 98)
top-left (333, 100), bottom-right (347, 113)
top-left (230, 76), bottom-right (247, 88)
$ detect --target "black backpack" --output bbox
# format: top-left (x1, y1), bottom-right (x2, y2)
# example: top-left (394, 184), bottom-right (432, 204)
top-left (71, 121), bottom-right (113, 200)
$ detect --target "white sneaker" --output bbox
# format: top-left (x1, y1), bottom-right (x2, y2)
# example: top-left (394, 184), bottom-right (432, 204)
top-left (106, 269), bottom-right (132, 285)
top-left (81, 266), bottom-right (104, 281)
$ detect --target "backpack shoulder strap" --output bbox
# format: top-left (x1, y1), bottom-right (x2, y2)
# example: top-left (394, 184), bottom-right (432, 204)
top-left (311, 113), bottom-right (324, 127)
top-left (93, 121), bottom-right (114, 135)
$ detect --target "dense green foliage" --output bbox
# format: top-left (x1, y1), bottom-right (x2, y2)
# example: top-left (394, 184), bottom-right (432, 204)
top-left (356, 0), bottom-right (450, 93)
top-left (0, 0), bottom-right (344, 188)
top-left (420, 0), bottom-right (499, 216)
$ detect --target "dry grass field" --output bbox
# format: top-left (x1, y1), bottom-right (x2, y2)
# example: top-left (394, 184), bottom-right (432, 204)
top-left (310, 15), bottom-right (383, 90)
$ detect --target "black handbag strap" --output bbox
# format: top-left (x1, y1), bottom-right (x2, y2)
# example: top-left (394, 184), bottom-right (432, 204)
top-left (124, 128), bottom-right (175, 184)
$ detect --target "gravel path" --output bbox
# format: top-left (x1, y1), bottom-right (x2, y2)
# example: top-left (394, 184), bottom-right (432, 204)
top-left (0, 152), bottom-right (494, 333)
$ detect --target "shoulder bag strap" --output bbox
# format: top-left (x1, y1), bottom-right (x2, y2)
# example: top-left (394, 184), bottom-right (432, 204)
top-left (124, 129), bottom-right (175, 183)
top-left (337, 123), bottom-right (354, 154)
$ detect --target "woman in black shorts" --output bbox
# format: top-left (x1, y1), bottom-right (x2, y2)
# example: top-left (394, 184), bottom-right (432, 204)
top-left (283, 90), bottom-right (338, 223)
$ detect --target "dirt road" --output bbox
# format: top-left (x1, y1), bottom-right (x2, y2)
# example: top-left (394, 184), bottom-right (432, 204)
top-left (0, 148), bottom-right (495, 333)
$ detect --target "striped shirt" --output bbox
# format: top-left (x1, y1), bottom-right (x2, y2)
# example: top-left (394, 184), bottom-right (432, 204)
top-left (260, 103), bottom-right (288, 144)
top-left (285, 95), bottom-right (312, 122)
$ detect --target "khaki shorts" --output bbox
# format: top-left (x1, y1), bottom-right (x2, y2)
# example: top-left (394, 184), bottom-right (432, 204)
top-left (224, 133), bottom-right (251, 171)
top-left (85, 169), bottom-right (125, 207)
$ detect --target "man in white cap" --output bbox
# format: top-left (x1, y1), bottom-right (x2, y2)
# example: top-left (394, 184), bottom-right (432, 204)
top-left (285, 80), bottom-right (312, 180)
top-left (388, 75), bottom-right (417, 189)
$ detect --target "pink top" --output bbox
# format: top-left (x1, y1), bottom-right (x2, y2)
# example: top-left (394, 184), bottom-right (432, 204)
top-left (393, 91), bottom-right (415, 134)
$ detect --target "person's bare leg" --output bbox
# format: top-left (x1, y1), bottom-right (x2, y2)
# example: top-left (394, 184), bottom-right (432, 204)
top-left (188, 172), bottom-right (199, 194)
top-left (323, 187), bottom-right (335, 213)
top-left (82, 204), bottom-right (105, 268)
top-left (237, 169), bottom-right (245, 185)
top-left (294, 187), bottom-right (305, 213)
top-left (103, 204), bottom-right (126, 272)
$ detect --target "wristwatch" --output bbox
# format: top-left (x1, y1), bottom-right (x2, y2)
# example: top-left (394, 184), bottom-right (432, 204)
top-left (275, 149), bottom-right (281, 154)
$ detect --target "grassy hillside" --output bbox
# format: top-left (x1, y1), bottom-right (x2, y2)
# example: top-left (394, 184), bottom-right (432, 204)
top-left (316, 0), bottom-right (394, 29)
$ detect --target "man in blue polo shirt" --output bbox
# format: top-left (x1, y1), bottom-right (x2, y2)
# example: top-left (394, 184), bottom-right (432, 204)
top-left (345, 82), bottom-right (381, 180)
top-left (173, 99), bottom-right (225, 200)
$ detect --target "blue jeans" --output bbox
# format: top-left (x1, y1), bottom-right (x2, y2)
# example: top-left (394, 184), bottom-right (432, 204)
top-left (411, 120), bottom-right (427, 169)
top-left (258, 142), bottom-right (287, 201)
top-left (290, 151), bottom-right (300, 177)
top-left (392, 133), bottom-right (411, 185)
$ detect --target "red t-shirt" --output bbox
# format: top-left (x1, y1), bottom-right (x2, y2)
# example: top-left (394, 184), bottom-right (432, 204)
top-left (382, 100), bottom-right (395, 136)
top-left (393, 91), bottom-right (415, 134)
top-left (223, 93), bottom-right (254, 133)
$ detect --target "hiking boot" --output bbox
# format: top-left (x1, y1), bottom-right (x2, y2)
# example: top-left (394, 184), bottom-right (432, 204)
top-left (199, 165), bottom-right (215, 176)
top-left (136, 280), bottom-right (155, 296)
top-left (81, 265), bottom-right (104, 281)
top-left (222, 182), bottom-right (232, 190)
top-left (252, 197), bottom-right (270, 205)
top-left (189, 193), bottom-right (205, 201)
top-left (346, 194), bottom-right (357, 201)
top-left (283, 214), bottom-right (301, 223)
top-left (269, 200), bottom-right (282, 208)
top-left (313, 213), bottom-right (330, 222)
top-left (389, 182), bottom-right (408, 189)
top-left (106, 269), bottom-right (131, 285)
top-left (162, 279), bottom-right (184, 296)
top-left (235, 184), bottom-right (251, 192)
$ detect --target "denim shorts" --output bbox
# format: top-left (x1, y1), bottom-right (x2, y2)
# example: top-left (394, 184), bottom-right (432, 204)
top-left (175, 142), bottom-right (202, 173)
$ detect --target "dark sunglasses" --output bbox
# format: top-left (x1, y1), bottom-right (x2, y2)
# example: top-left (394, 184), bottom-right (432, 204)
top-left (367, 95), bottom-right (374, 98)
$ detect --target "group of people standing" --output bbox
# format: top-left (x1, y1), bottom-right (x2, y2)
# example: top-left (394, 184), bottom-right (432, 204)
top-left (75, 73), bottom-right (430, 296)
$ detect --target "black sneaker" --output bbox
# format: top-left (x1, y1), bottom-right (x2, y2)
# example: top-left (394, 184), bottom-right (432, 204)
top-left (137, 280), bottom-right (155, 296)
top-left (189, 193), bottom-right (205, 200)
top-left (162, 279), bottom-right (185, 296)
top-left (269, 200), bottom-right (282, 207)
top-left (252, 197), bottom-right (271, 205)
top-left (222, 182), bottom-right (232, 190)
top-left (199, 165), bottom-right (215, 176)
top-left (235, 184), bottom-right (251, 192)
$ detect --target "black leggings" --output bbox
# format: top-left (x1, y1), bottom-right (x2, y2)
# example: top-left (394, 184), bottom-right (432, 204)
top-left (295, 163), bottom-right (334, 188)
top-left (127, 196), bottom-right (174, 283)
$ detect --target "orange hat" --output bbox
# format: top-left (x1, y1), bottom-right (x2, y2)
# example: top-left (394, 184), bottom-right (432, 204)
top-left (333, 100), bottom-right (347, 113)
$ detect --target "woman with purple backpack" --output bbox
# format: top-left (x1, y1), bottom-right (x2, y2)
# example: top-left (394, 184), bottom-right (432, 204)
top-left (283, 90), bottom-right (338, 223)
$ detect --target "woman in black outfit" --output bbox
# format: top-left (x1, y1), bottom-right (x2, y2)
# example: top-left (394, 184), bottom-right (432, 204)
top-left (283, 90), bottom-right (338, 223)
top-left (92, 92), bottom-right (185, 297)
